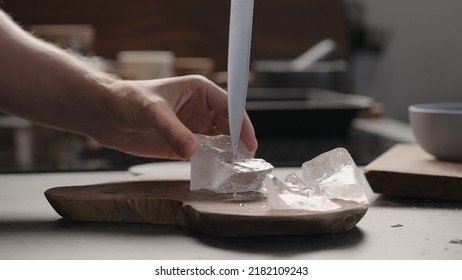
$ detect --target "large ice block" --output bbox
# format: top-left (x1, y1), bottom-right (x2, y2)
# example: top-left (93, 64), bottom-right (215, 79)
top-left (265, 173), bottom-right (341, 211)
top-left (190, 134), bottom-right (274, 193)
top-left (302, 147), bottom-right (369, 204)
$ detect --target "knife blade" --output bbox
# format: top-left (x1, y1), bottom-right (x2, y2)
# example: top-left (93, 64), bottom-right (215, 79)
top-left (227, 0), bottom-right (254, 155)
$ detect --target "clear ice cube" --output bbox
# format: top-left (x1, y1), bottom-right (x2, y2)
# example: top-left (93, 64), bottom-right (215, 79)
top-left (302, 147), bottom-right (369, 204)
top-left (190, 134), bottom-right (274, 193)
top-left (265, 173), bottom-right (341, 211)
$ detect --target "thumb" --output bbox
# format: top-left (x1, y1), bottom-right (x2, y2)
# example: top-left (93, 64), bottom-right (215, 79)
top-left (151, 104), bottom-right (197, 159)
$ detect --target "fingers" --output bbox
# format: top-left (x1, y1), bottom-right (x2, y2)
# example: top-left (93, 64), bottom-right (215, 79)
top-left (150, 75), bottom-right (258, 157)
top-left (198, 76), bottom-right (258, 153)
top-left (240, 112), bottom-right (258, 153)
top-left (207, 86), bottom-right (258, 153)
top-left (148, 101), bottom-right (197, 159)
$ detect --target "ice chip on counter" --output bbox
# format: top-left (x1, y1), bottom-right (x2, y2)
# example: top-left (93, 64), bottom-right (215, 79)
top-left (265, 173), bottom-right (341, 211)
top-left (302, 147), bottom-right (369, 204)
top-left (190, 134), bottom-right (274, 193)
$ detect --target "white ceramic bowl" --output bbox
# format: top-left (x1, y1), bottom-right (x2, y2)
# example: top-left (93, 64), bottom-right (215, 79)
top-left (409, 103), bottom-right (462, 162)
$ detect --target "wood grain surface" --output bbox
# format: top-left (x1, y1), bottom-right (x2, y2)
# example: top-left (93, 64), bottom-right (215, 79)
top-left (1, 0), bottom-right (349, 70)
top-left (364, 144), bottom-right (462, 201)
top-left (45, 180), bottom-right (368, 237)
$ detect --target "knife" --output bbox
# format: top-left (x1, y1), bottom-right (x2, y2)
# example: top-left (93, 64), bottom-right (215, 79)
top-left (227, 0), bottom-right (254, 155)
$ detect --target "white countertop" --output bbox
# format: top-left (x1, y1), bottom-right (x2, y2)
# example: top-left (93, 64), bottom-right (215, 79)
top-left (1, 164), bottom-right (461, 260)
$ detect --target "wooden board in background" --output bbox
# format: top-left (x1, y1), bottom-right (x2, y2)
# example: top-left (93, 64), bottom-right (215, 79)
top-left (364, 144), bottom-right (462, 201)
top-left (45, 180), bottom-right (368, 237)
top-left (1, 0), bottom-right (350, 70)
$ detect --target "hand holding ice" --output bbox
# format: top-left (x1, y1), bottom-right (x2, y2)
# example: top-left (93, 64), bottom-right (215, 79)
top-left (190, 134), bottom-right (273, 193)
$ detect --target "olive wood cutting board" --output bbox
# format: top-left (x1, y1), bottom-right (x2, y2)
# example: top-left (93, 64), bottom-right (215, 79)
top-left (364, 144), bottom-right (462, 201)
top-left (45, 180), bottom-right (368, 237)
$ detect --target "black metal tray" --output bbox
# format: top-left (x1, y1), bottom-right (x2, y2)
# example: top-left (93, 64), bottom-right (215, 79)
top-left (246, 88), bottom-right (372, 136)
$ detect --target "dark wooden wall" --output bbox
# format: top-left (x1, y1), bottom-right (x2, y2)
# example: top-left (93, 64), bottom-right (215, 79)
top-left (1, 0), bottom-right (350, 70)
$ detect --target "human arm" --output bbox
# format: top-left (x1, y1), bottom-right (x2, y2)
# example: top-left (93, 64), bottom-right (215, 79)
top-left (0, 10), bottom-right (258, 160)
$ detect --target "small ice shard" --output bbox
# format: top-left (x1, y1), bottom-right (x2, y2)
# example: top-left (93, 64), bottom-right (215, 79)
top-left (302, 147), bottom-right (369, 204)
top-left (265, 173), bottom-right (341, 211)
top-left (190, 134), bottom-right (274, 193)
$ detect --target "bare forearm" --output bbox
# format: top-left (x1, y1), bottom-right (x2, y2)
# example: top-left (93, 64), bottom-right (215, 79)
top-left (0, 10), bottom-right (258, 159)
top-left (0, 10), bottom-right (116, 136)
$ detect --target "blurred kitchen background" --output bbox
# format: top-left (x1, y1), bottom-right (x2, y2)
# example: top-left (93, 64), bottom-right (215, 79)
top-left (0, 0), bottom-right (461, 172)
